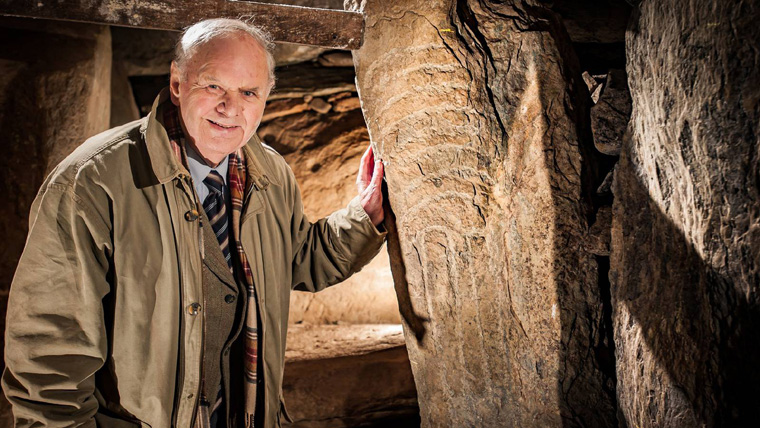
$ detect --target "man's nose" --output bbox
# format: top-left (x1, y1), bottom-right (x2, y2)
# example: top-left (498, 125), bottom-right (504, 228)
top-left (217, 93), bottom-right (241, 116)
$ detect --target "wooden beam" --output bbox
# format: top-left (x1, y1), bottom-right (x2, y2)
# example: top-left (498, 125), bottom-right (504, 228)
top-left (0, 0), bottom-right (364, 49)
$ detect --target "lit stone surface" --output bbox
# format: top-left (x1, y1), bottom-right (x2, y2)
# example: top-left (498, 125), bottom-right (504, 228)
top-left (611, 1), bottom-right (760, 426)
top-left (258, 70), bottom-right (400, 325)
top-left (350, 0), bottom-right (616, 426)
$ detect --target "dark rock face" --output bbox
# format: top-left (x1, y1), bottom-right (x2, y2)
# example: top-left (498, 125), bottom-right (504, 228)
top-left (591, 69), bottom-right (631, 156)
top-left (612, 0), bottom-right (760, 426)
top-left (351, 0), bottom-right (616, 426)
top-left (111, 26), bottom-right (176, 76)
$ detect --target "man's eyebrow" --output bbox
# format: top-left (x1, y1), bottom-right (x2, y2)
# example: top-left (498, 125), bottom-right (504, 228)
top-left (197, 73), bottom-right (218, 83)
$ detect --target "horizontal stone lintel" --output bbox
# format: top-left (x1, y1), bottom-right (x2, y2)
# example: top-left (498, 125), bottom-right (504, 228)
top-left (0, 0), bottom-right (364, 49)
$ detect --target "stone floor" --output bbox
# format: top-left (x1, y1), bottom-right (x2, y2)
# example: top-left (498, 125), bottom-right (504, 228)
top-left (282, 324), bottom-right (420, 428)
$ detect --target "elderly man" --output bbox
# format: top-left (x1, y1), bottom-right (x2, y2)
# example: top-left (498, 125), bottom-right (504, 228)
top-left (2, 18), bottom-right (386, 428)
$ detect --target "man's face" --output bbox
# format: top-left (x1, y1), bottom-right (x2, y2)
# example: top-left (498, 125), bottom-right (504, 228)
top-left (169, 33), bottom-right (270, 165)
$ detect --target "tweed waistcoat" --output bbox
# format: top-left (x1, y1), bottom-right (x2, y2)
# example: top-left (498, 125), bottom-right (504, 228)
top-left (199, 206), bottom-right (245, 411)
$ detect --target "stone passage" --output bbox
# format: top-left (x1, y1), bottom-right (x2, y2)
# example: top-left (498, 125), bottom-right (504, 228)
top-left (351, 0), bottom-right (616, 426)
top-left (612, 1), bottom-right (760, 426)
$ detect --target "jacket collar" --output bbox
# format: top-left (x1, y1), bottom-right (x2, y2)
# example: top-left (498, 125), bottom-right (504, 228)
top-left (141, 88), bottom-right (281, 187)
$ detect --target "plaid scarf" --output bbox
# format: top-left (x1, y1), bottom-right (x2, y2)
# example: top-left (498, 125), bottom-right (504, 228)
top-left (163, 103), bottom-right (259, 427)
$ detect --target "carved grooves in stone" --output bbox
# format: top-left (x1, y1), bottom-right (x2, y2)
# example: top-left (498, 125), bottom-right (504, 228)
top-left (353, 0), bottom-right (625, 426)
top-left (358, 6), bottom-right (509, 424)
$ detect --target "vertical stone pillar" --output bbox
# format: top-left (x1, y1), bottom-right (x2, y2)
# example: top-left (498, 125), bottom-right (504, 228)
top-left (0, 19), bottom-right (111, 423)
top-left (350, 0), bottom-right (616, 426)
top-left (612, 1), bottom-right (760, 426)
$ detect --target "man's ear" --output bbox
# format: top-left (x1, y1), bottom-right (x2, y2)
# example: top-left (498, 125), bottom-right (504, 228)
top-left (169, 61), bottom-right (182, 106)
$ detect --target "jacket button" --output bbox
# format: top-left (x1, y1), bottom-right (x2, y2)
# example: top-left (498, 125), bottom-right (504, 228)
top-left (225, 294), bottom-right (236, 304)
top-left (187, 302), bottom-right (201, 315)
top-left (184, 210), bottom-right (199, 221)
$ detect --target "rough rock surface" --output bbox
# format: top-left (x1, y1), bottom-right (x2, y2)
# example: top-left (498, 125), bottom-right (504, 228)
top-left (270, 63), bottom-right (356, 100)
top-left (258, 82), bottom-right (400, 325)
top-left (612, 1), bottom-right (760, 427)
top-left (282, 324), bottom-right (418, 428)
top-left (585, 205), bottom-right (612, 256)
top-left (590, 69), bottom-right (631, 155)
top-left (0, 19), bottom-right (112, 425)
top-left (111, 26), bottom-right (176, 76)
top-left (273, 43), bottom-right (327, 66)
top-left (110, 61), bottom-right (141, 128)
top-left (350, 0), bottom-right (616, 426)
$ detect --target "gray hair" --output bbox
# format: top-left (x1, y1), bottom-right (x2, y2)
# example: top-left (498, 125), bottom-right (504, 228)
top-left (174, 18), bottom-right (276, 88)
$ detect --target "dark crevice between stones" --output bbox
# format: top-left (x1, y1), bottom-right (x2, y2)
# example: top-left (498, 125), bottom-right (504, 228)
top-left (574, 42), bottom-right (626, 75)
top-left (594, 255), bottom-right (623, 428)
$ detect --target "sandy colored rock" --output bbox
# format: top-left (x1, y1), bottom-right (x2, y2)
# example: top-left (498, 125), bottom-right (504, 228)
top-left (283, 325), bottom-right (417, 428)
top-left (317, 51), bottom-right (354, 67)
top-left (274, 42), bottom-right (327, 66)
top-left (331, 95), bottom-right (361, 113)
top-left (591, 69), bottom-right (630, 155)
top-left (582, 71), bottom-right (600, 95)
top-left (259, 92), bottom-right (400, 325)
top-left (285, 324), bottom-right (405, 361)
top-left (110, 61), bottom-right (141, 127)
top-left (307, 97), bottom-right (332, 114)
top-left (350, 0), bottom-right (615, 426)
top-left (0, 19), bottom-right (111, 290)
top-left (612, 1), bottom-right (760, 426)
top-left (269, 63), bottom-right (356, 100)
top-left (585, 205), bottom-right (612, 256)
top-left (261, 98), bottom-right (311, 123)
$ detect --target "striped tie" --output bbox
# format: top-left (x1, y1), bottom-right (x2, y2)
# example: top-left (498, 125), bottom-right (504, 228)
top-left (203, 170), bottom-right (232, 270)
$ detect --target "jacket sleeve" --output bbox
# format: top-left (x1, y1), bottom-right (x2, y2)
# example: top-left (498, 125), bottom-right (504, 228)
top-left (2, 181), bottom-right (111, 428)
top-left (289, 171), bottom-right (386, 292)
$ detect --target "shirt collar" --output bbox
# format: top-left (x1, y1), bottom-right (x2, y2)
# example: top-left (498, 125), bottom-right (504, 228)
top-left (186, 142), bottom-right (229, 186)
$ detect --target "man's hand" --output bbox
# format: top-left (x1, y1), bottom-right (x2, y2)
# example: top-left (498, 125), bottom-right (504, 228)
top-left (357, 144), bottom-right (384, 226)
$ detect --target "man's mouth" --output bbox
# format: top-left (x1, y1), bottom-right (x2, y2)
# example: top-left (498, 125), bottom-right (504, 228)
top-left (207, 119), bottom-right (237, 129)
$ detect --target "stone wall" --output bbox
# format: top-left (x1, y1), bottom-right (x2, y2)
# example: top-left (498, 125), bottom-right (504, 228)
top-left (612, 0), bottom-right (760, 426)
top-left (351, 0), bottom-right (617, 426)
top-left (351, 0), bottom-right (760, 427)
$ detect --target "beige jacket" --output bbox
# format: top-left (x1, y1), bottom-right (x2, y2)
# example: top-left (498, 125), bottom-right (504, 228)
top-left (2, 91), bottom-right (386, 428)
